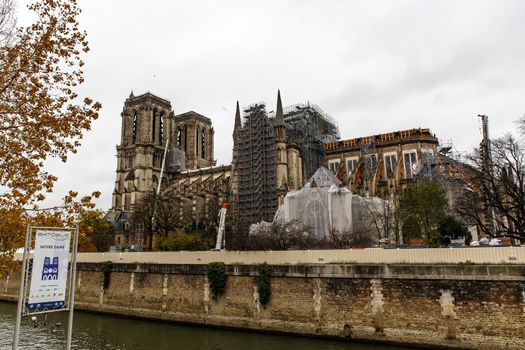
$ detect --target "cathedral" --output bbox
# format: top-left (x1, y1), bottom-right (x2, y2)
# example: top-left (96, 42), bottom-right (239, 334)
top-left (108, 90), bottom-right (439, 250)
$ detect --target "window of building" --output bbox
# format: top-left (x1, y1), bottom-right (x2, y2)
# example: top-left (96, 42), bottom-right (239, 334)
top-left (421, 149), bottom-right (435, 163)
top-left (183, 126), bottom-right (187, 153)
top-left (346, 157), bottom-right (359, 175)
top-left (201, 128), bottom-right (206, 158)
top-left (195, 127), bottom-right (199, 156)
top-left (152, 108), bottom-right (157, 143)
top-left (328, 160), bottom-right (340, 173)
top-left (365, 154), bottom-right (378, 171)
top-left (177, 127), bottom-right (182, 149)
top-left (159, 112), bottom-right (164, 145)
top-left (403, 150), bottom-right (418, 179)
top-left (384, 153), bottom-right (398, 177)
top-left (132, 111), bottom-right (137, 144)
top-left (124, 235), bottom-right (129, 245)
top-left (116, 237), bottom-right (121, 245)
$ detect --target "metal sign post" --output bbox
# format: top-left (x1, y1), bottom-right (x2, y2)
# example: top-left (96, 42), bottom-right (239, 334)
top-left (66, 226), bottom-right (79, 350)
top-left (12, 225), bottom-right (31, 350)
top-left (12, 226), bottom-right (79, 350)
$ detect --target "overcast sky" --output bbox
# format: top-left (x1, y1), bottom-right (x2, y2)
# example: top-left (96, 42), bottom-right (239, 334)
top-left (18, 0), bottom-right (525, 210)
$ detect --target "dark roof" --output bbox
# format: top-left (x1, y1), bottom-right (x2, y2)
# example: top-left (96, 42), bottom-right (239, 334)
top-left (105, 210), bottom-right (134, 232)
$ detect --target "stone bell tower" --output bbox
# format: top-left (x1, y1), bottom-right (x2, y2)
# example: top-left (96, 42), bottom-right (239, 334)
top-left (112, 91), bottom-right (175, 211)
top-left (173, 111), bottom-right (215, 169)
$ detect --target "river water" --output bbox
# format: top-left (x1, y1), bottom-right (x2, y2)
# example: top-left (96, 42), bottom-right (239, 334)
top-left (0, 301), bottom-right (421, 350)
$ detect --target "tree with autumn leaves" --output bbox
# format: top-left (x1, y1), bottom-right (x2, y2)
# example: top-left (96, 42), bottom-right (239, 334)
top-left (0, 0), bottom-right (101, 276)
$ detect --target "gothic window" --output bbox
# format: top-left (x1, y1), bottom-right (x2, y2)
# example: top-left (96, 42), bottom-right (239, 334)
top-left (195, 126), bottom-right (199, 157)
top-left (384, 153), bottom-right (398, 177)
top-left (177, 127), bottom-right (182, 149)
top-left (183, 126), bottom-right (187, 153)
top-left (346, 157), bottom-right (359, 175)
top-left (152, 108), bottom-right (158, 143)
top-left (403, 150), bottom-right (418, 179)
top-left (307, 199), bottom-right (325, 239)
top-left (328, 160), bottom-right (340, 173)
top-left (159, 112), bottom-right (164, 145)
top-left (365, 154), bottom-right (378, 172)
top-left (132, 111), bottom-right (138, 144)
top-left (201, 128), bottom-right (205, 158)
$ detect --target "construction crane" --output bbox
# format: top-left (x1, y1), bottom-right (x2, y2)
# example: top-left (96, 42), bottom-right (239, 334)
top-left (214, 200), bottom-right (228, 250)
top-left (478, 114), bottom-right (497, 236)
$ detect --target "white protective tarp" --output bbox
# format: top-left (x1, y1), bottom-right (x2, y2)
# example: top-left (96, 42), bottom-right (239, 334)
top-left (279, 166), bottom-right (386, 239)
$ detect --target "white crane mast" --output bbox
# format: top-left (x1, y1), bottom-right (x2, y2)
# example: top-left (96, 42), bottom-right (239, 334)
top-left (214, 201), bottom-right (228, 250)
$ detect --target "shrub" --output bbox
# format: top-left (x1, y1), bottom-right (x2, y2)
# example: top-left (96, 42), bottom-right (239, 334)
top-left (257, 262), bottom-right (272, 307)
top-left (207, 262), bottom-right (227, 299)
top-left (156, 230), bottom-right (215, 251)
top-left (100, 261), bottom-right (113, 289)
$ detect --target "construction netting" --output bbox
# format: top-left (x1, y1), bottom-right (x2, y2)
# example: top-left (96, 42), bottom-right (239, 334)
top-left (274, 166), bottom-right (388, 239)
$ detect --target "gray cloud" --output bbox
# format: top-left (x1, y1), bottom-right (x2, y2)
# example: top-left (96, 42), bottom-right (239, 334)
top-left (14, 0), bottom-right (524, 209)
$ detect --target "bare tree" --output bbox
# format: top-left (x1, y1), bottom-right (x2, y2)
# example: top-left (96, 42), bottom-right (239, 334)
top-left (248, 219), bottom-right (378, 250)
top-left (0, 0), bottom-right (16, 46)
top-left (517, 115), bottom-right (525, 137)
top-left (132, 190), bottom-right (183, 250)
top-left (364, 198), bottom-right (400, 244)
top-left (321, 228), bottom-right (375, 248)
top-left (247, 219), bottom-right (316, 250)
top-left (131, 192), bottom-right (155, 251)
top-left (457, 133), bottom-right (525, 242)
top-left (154, 190), bottom-right (183, 238)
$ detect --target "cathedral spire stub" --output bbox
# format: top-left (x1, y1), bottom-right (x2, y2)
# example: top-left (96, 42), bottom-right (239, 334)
top-left (234, 100), bottom-right (241, 131)
top-left (275, 89), bottom-right (284, 125)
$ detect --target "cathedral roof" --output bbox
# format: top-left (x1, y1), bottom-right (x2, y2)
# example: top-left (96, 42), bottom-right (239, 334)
top-left (303, 166), bottom-right (341, 188)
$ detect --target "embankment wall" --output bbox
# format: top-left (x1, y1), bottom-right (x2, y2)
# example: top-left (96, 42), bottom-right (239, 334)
top-left (2, 261), bottom-right (525, 350)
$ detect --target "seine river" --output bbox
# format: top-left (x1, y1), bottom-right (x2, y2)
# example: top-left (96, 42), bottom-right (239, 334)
top-left (0, 301), bottom-right (421, 350)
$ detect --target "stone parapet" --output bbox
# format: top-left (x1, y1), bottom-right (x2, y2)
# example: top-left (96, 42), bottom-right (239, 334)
top-left (2, 262), bottom-right (525, 350)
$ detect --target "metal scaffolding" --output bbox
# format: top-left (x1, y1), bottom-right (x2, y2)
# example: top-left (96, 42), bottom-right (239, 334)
top-left (232, 99), bottom-right (340, 233)
top-left (282, 103), bottom-right (340, 179)
top-left (233, 103), bottom-right (278, 233)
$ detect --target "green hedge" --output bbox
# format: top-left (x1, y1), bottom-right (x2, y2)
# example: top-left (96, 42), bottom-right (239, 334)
top-left (257, 262), bottom-right (272, 307)
top-left (207, 262), bottom-right (227, 299)
top-left (100, 261), bottom-right (113, 289)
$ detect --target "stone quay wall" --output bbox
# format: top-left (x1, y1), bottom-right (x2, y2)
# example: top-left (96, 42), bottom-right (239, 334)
top-left (2, 262), bottom-right (525, 350)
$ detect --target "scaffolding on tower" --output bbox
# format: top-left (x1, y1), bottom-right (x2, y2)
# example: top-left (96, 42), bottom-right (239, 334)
top-left (232, 103), bottom-right (278, 234)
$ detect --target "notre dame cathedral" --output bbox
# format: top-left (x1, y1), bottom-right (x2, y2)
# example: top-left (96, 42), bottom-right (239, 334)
top-left (108, 90), bottom-right (438, 250)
